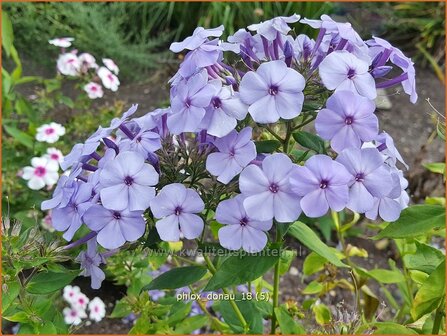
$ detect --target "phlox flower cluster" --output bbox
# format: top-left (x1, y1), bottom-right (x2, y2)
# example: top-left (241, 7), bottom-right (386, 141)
top-left (44, 14), bottom-right (415, 289)
top-left (49, 37), bottom-right (120, 98)
top-left (62, 285), bottom-right (106, 325)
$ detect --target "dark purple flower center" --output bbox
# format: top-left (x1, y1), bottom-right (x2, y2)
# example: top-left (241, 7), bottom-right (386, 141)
top-left (113, 211), bottom-right (122, 220)
top-left (228, 148), bottom-right (235, 157)
top-left (212, 97), bottom-right (222, 109)
top-left (320, 180), bottom-right (329, 189)
top-left (136, 136), bottom-right (142, 142)
top-left (174, 206), bottom-right (182, 216)
top-left (185, 98), bottom-right (192, 108)
top-left (239, 217), bottom-right (249, 227)
top-left (347, 68), bottom-right (356, 79)
top-left (124, 176), bottom-right (134, 186)
top-left (268, 85), bottom-right (279, 96)
top-left (269, 183), bottom-right (279, 193)
top-left (355, 173), bottom-right (365, 182)
top-left (345, 116), bottom-right (354, 125)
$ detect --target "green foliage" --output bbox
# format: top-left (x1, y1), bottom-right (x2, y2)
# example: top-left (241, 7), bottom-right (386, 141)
top-left (287, 221), bottom-right (347, 268)
top-left (292, 131), bottom-right (326, 154)
top-left (144, 266), bottom-right (208, 290)
top-left (374, 204), bottom-right (445, 239)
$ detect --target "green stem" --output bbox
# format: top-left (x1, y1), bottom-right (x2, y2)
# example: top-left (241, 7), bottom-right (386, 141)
top-left (203, 254), bottom-right (249, 333)
top-left (283, 121), bottom-right (293, 153)
top-left (270, 225), bottom-right (283, 334)
top-left (432, 297), bottom-right (445, 334)
top-left (263, 124), bottom-right (284, 143)
top-left (292, 116), bottom-right (316, 131)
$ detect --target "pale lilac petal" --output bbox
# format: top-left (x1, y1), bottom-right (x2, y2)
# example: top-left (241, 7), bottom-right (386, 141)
top-left (218, 225), bottom-right (243, 250)
top-left (273, 191), bottom-right (301, 223)
top-left (262, 154), bottom-right (293, 183)
top-left (331, 126), bottom-right (361, 153)
top-left (182, 189), bottom-right (205, 213)
top-left (156, 215), bottom-right (180, 241)
top-left (128, 184), bottom-right (155, 211)
top-left (242, 226), bottom-right (268, 253)
top-left (243, 192), bottom-right (274, 221)
top-left (378, 198), bottom-right (402, 222)
top-left (240, 72), bottom-right (269, 104)
top-left (363, 167), bottom-right (393, 197)
top-left (239, 165), bottom-right (269, 194)
top-left (325, 185), bottom-right (349, 211)
top-left (347, 182), bottom-right (374, 213)
top-left (290, 166), bottom-right (320, 195)
top-left (248, 95), bottom-right (279, 123)
top-left (300, 189), bottom-right (329, 218)
top-left (97, 221), bottom-right (126, 249)
top-left (315, 108), bottom-right (345, 139)
top-left (100, 184), bottom-right (128, 211)
top-left (178, 213), bottom-right (204, 239)
top-left (121, 214), bottom-right (146, 242)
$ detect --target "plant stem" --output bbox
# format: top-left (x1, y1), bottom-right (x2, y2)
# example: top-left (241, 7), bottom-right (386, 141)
top-left (263, 124), bottom-right (283, 142)
top-left (203, 254), bottom-right (249, 333)
top-left (432, 297), bottom-right (445, 334)
top-left (173, 256), bottom-right (227, 331)
top-left (283, 121), bottom-right (293, 153)
top-left (270, 225), bottom-right (283, 334)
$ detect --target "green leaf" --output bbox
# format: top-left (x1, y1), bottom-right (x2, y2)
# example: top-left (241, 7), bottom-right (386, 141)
top-left (411, 260), bottom-right (445, 320)
top-left (423, 162), bottom-right (445, 175)
top-left (204, 251), bottom-right (280, 291)
top-left (255, 140), bottom-right (281, 153)
top-left (374, 205), bottom-right (445, 239)
top-left (219, 298), bottom-right (263, 333)
top-left (3, 124), bottom-right (34, 148)
top-left (174, 315), bottom-right (208, 334)
top-left (274, 306), bottom-right (305, 334)
top-left (403, 241), bottom-right (445, 274)
top-left (278, 250), bottom-right (296, 275)
top-left (26, 271), bottom-right (79, 294)
top-left (3, 311), bottom-right (29, 323)
top-left (292, 131), bottom-right (325, 154)
top-left (302, 281), bottom-right (323, 294)
top-left (2, 11), bottom-right (14, 57)
top-left (367, 269), bottom-right (406, 284)
top-left (312, 303), bottom-right (331, 325)
top-left (303, 252), bottom-right (326, 276)
top-left (60, 96), bottom-right (74, 108)
top-left (110, 299), bottom-right (132, 318)
top-left (365, 322), bottom-right (418, 334)
top-left (288, 221), bottom-right (347, 268)
top-left (2, 280), bottom-right (20, 312)
top-left (143, 266), bottom-right (207, 290)
top-left (35, 321), bottom-right (57, 334)
top-left (167, 302), bottom-right (192, 326)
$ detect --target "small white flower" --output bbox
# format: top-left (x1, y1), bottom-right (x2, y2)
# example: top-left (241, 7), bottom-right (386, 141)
top-left (63, 285), bottom-right (81, 304)
top-left (36, 122), bottom-right (66, 143)
top-left (63, 306), bottom-right (87, 325)
top-left (57, 53), bottom-right (80, 76)
top-left (102, 58), bottom-right (119, 74)
top-left (84, 82), bottom-right (104, 99)
top-left (45, 147), bottom-right (64, 169)
top-left (49, 37), bottom-right (74, 48)
top-left (22, 157), bottom-right (59, 190)
top-left (88, 297), bottom-right (106, 322)
top-left (195, 255), bottom-right (205, 264)
top-left (97, 66), bottom-right (120, 92)
top-left (79, 53), bottom-right (97, 69)
top-left (289, 266), bottom-right (299, 276)
top-left (73, 293), bottom-right (90, 311)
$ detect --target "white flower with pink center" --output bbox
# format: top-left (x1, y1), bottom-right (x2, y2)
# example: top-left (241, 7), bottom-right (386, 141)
top-left (84, 82), bottom-right (104, 99)
top-left (49, 37), bottom-right (74, 48)
top-left (73, 293), bottom-right (90, 310)
top-left (63, 306), bottom-right (87, 325)
top-left (57, 53), bottom-right (80, 76)
top-left (63, 285), bottom-right (81, 303)
top-left (79, 53), bottom-right (97, 69)
top-left (88, 297), bottom-right (106, 322)
top-left (45, 147), bottom-right (64, 169)
top-left (36, 122), bottom-right (66, 143)
top-left (102, 58), bottom-right (119, 74)
top-left (97, 66), bottom-right (120, 92)
top-left (22, 157), bottom-right (59, 190)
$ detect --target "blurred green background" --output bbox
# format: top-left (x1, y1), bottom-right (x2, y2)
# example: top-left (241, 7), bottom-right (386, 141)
top-left (3, 1), bottom-right (445, 80)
